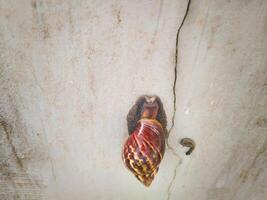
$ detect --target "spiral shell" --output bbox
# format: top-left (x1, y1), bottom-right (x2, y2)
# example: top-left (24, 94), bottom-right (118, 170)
top-left (122, 118), bottom-right (165, 186)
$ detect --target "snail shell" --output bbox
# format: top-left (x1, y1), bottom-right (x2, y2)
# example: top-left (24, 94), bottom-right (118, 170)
top-left (122, 95), bottom-right (167, 187)
top-left (122, 119), bottom-right (165, 186)
top-left (180, 138), bottom-right (195, 155)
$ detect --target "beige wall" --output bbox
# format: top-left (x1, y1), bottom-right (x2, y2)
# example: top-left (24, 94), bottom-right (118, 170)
top-left (0, 0), bottom-right (266, 199)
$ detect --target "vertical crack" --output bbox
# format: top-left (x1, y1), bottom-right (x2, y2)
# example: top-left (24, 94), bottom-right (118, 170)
top-left (166, 161), bottom-right (180, 200)
top-left (169, 0), bottom-right (191, 135)
top-left (166, 0), bottom-right (192, 200)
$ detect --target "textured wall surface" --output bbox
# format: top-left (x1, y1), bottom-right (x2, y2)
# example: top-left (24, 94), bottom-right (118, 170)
top-left (0, 0), bottom-right (266, 200)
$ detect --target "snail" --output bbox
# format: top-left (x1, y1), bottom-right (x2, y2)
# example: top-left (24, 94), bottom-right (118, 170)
top-left (180, 138), bottom-right (195, 155)
top-left (122, 95), bottom-right (195, 187)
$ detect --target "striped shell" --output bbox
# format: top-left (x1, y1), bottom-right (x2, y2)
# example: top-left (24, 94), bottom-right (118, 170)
top-left (122, 118), bottom-right (165, 186)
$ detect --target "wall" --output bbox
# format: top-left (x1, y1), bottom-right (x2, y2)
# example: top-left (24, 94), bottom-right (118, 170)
top-left (0, 0), bottom-right (266, 200)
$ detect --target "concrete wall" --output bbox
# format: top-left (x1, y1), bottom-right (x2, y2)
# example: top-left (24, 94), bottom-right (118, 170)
top-left (0, 0), bottom-right (266, 200)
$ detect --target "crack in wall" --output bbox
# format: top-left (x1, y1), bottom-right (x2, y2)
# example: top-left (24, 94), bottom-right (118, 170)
top-left (166, 161), bottom-right (181, 200)
top-left (168, 0), bottom-right (191, 135)
top-left (166, 0), bottom-right (192, 200)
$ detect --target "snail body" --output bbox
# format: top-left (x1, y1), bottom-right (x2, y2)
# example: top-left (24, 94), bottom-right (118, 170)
top-left (122, 95), bottom-right (167, 187)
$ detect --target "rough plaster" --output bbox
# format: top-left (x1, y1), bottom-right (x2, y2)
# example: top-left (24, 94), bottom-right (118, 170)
top-left (0, 0), bottom-right (266, 200)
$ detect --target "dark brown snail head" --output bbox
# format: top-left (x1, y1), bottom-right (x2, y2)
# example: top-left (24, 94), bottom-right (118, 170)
top-left (141, 96), bottom-right (159, 119)
top-left (127, 95), bottom-right (167, 135)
